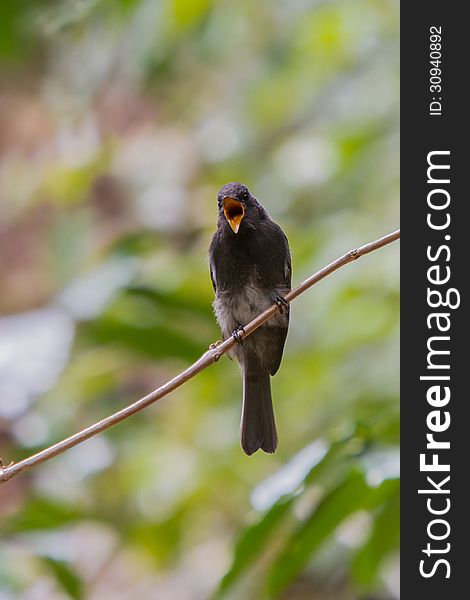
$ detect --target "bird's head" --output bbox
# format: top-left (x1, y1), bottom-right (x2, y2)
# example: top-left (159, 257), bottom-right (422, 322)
top-left (217, 182), bottom-right (258, 234)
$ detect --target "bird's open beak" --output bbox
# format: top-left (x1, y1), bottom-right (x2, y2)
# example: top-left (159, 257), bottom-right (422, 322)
top-left (223, 197), bottom-right (245, 234)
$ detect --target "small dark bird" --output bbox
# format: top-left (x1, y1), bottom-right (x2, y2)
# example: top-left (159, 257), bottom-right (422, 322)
top-left (209, 182), bottom-right (291, 455)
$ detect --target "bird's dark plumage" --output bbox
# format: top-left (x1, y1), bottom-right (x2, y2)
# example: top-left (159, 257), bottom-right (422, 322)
top-left (209, 182), bottom-right (291, 455)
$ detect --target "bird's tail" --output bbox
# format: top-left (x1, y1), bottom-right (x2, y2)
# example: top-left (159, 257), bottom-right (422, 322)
top-left (241, 360), bottom-right (278, 455)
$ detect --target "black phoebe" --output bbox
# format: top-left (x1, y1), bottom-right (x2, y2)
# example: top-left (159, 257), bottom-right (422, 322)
top-left (209, 182), bottom-right (291, 455)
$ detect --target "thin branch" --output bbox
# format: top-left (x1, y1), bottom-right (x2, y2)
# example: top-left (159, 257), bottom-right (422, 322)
top-left (0, 229), bottom-right (400, 483)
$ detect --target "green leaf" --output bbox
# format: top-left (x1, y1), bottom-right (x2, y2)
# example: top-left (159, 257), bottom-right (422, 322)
top-left (43, 557), bottom-right (84, 600)
top-left (1, 496), bottom-right (82, 534)
top-left (170, 0), bottom-right (212, 29)
top-left (0, 1), bottom-right (38, 61)
top-left (82, 316), bottom-right (204, 361)
top-left (125, 285), bottom-right (213, 319)
top-left (352, 482), bottom-right (400, 586)
top-left (266, 469), bottom-right (371, 597)
top-left (214, 495), bottom-right (294, 598)
top-left (214, 432), bottom-right (363, 597)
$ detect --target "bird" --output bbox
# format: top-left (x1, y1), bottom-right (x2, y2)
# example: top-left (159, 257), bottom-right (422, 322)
top-left (208, 182), bottom-right (291, 455)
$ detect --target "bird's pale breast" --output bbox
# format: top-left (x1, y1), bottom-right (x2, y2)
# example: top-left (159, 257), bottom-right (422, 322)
top-left (213, 279), bottom-right (287, 339)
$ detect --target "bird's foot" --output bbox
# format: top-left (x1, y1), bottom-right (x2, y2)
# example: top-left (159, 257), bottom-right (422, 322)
top-left (231, 324), bottom-right (245, 345)
top-left (209, 340), bottom-right (223, 361)
top-left (275, 295), bottom-right (289, 314)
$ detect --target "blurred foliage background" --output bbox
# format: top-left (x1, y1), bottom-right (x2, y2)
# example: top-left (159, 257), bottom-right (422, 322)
top-left (0, 1), bottom-right (399, 599)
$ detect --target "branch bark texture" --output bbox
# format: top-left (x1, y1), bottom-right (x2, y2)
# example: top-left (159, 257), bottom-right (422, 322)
top-left (0, 229), bottom-right (400, 483)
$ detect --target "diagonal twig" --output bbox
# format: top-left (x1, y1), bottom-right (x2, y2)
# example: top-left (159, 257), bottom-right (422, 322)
top-left (0, 229), bottom-right (400, 483)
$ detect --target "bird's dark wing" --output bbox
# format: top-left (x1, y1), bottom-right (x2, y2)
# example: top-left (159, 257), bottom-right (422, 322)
top-left (282, 231), bottom-right (292, 290)
top-left (255, 219), bottom-right (291, 292)
top-left (210, 264), bottom-right (217, 292)
top-left (208, 230), bottom-right (220, 293)
top-left (250, 219), bottom-right (291, 376)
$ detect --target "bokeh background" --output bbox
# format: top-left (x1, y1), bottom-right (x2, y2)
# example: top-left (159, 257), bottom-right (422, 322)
top-left (0, 1), bottom-right (399, 599)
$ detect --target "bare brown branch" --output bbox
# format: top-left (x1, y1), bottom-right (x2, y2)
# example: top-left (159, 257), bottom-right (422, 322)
top-left (0, 229), bottom-right (399, 483)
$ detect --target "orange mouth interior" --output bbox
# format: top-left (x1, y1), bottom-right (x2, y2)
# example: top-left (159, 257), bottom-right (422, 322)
top-left (223, 197), bottom-right (245, 233)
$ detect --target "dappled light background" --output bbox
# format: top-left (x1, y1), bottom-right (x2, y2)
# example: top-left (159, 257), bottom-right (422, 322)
top-left (0, 1), bottom-right (399, 599)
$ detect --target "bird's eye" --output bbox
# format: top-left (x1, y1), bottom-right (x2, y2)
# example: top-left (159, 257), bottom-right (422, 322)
top-left (242, 191), bottom-right (249, 201)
